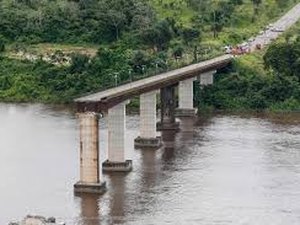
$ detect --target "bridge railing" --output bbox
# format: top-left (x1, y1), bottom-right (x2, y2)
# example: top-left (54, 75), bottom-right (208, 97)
top-left (74, 50), bottom-right (226, 100)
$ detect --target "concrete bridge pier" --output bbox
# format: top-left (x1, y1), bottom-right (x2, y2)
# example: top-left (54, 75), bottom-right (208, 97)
top-left (74, 112), bottom-right (106, 194)
top-left (199, 71), bottom-right (216, 86)
top-left (135, 91), bottom-right (162, 149)
top-left (103, 100), bottom-right (132, 172)
top-left (157, 85), bottom-right (180, 131)
top-left (175, 77), bottom-right (196, 117)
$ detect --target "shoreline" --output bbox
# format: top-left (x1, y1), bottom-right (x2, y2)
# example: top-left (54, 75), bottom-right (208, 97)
top-left (1, 102), bottom-right (299, 116)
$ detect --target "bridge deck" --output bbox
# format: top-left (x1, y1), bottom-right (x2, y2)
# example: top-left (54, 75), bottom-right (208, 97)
top-left (76, 55), bottom-right (232, 111)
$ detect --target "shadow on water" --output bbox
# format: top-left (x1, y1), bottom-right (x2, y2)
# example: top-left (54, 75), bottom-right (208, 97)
top-left (161, 130), bottom-right (177, 161)
top-left (139, 147), bottom-right (161, 192)
top-left (179, 117), bottom-right (195, 133)
top-left (178, 117), bottom-right (197, 144)
top-left (106, 174), bottom-right (126, 225)
top-left (161, 117), bottom-right (198, 165)
top-left (76, 173), bottom-right (127, 225)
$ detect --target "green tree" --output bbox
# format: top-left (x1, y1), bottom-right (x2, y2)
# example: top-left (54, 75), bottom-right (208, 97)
top-left (252, 0), bottom-right (262, 21)
top-left (69, 53), bottom-right (90, 74)
top-left (181, 26), bottom-right (201, 61)
top-left (172, 44), bottom-right (184, 61)
top-left (106, 10), bottom-right (126, 41)
top-left (0, 40), bottom-right (5, 53)
top-left (264, 42), bottom-right (300, 79)
top-left (140, 20), bottom-right (173, 51)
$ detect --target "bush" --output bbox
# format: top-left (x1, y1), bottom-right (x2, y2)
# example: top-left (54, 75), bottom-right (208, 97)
top-left (270, 97), bottom-right (300, 112)
top-left (0, 40), bottom-right (5, 53)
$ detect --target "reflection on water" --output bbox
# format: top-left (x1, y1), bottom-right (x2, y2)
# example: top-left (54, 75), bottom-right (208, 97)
top-left (0, 104), bottom-right (300, 225)
top-left (107, 174), bottom-right (126, 224)
top-left (78, 194), bottom-right (100, 225)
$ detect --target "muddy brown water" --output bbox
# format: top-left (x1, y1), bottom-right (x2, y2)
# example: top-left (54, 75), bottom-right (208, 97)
top-left (0, 104), bottom-right (299, 225)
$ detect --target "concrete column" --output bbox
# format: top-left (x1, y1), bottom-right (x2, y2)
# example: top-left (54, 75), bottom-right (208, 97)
top-left (103, 101), bottom-right (132, 172)
top-left (175, 78), bottom-right (196, 117)
top-left (140, 91), bottom-right (157, 138)
top-left (134, 91), bottom-right (161, 148)
top-left (157, 84), bottom-right (180, 131)
top-left (74, 112), bottom-right (106, 194)
top-left (199, 71), bottom-right (216, 86)
top-left (108, 103), bottom-right (126, 162)
top-left (179, 78), bottom-right (194, 109)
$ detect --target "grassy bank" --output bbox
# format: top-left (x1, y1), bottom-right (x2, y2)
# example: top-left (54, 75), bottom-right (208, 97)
top-left (196, 21), bottom-right (300, 113)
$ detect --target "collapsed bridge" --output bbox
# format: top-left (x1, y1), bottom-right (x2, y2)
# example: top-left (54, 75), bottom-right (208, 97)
top-left (74, 54), bottom-right (232, 194)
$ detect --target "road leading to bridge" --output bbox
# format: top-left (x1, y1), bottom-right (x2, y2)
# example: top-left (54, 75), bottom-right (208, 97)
top-left (250, 3), bottom-right (300, 50)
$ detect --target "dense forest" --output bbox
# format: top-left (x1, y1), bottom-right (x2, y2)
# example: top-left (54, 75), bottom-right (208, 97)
top-left (0, 0), bottom-right (299, 111)
top-left (1, 0), bottom-right (291, 44)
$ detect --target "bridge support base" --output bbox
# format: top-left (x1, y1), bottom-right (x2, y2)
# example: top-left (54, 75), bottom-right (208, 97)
top-left (102, 160), bottom-right (133, 172)
top-left (175, 108), bottom-right (196, 117)
top-left (74, 181), bottom-right (106, 194)
top-left (156, 121), bottom-right (180, 131)
top-left (134, 136), bottom-right (162, 149)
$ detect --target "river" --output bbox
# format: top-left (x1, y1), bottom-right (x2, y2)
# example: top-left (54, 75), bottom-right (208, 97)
top-left (0, 104), bottom-right (299, 225)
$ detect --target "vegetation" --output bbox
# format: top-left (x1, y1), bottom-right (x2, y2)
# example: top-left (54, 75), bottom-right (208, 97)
top-left (0, 0), bottom-right (299, 112)
top-left (196, 22), bottom-right (300, 112)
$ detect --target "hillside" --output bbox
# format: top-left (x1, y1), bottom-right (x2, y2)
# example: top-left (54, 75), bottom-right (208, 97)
top-left (0, 0), bottom-right (299, 107)
top-left (196, 20), bottom-right (300, 112)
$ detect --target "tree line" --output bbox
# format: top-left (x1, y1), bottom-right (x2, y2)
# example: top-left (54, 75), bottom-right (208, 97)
top-left (1, 0), bottom-right (286, 45)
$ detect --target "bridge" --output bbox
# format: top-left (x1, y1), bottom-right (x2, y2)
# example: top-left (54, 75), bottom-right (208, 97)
top-left (73, 2), bottom-right (300, 194)
top-left (73, 54), bottom-right (233, 194)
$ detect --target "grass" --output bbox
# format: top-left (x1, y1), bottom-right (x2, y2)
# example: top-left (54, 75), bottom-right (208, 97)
top-left (234, 52), bottom-right (267, 77)
top-left (208, 0), bottom-right (300, 45)
top-left (151, 0), bottom-right (195, 26)
top-left (278, 20), bottom-right (300, 42)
